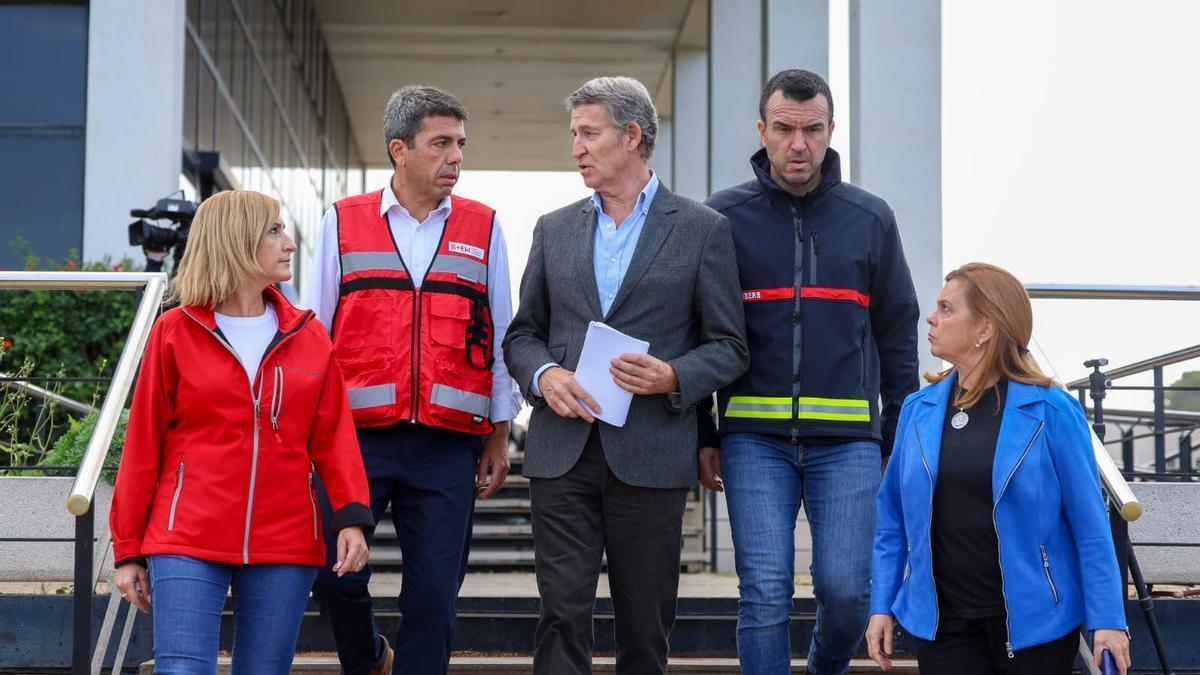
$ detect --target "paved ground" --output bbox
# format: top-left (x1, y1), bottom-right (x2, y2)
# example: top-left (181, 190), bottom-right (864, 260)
top-left (0, 571), bottom-right (819, 598)
top-left (137, 655), bottom-right (918, 674)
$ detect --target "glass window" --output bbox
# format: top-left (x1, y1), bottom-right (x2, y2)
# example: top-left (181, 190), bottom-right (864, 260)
top-left (0, 4), bottom-right (87, 269)
top-left (197, 0), bottom-right (218, 61)
top-left (0, 135), bottom-right (84, 269)
top-left (197, 63), bottom-right (217, 150)
top-left (0, 5), bottom-right (87, 125)
top-left (183, 39), bottom-right (198, 153)
top-left (219, 0), bottom-right (237, 98)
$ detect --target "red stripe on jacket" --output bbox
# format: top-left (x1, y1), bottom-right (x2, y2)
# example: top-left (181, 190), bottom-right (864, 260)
top-left (742, 286), bottom-right (871, 307)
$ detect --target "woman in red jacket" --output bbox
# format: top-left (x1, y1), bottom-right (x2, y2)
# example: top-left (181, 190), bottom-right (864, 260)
top-left (110, 190), bottom-right (372, 673)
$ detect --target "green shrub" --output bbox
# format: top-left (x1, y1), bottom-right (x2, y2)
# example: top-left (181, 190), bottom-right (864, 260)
top-left (1, 236), bottom-right (141, 471)
top-left (38, 411), bottom-right (127, 484)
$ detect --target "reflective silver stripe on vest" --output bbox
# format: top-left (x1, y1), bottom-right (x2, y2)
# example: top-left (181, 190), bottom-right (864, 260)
top-left (347, 383), bottom-right (396, 409)
top-left (341, 251), bottom-right (406, 274)
top-left (427, 254), bottom-right (487, 285)
top-left (430, 383), bottom-right (490, 418)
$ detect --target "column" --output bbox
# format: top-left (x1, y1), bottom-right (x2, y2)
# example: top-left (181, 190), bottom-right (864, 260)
top-left (849, 0), bottom-right (942, 374)
top-left (84, 0), bottom-right (186, 263)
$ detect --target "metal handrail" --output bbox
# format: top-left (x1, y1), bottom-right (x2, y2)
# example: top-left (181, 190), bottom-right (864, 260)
top-left (1065, 344), bottom-right (1200, 390)
top-left (0, 271), bottom-right (167, 515)
top-left (1026, 284), bottom-right (1200, 301)
top-left (0, 270), bottom-right (165, 675)
top-left (1092, 427), bottom-right (1143, 521)
top-left (1023, 283), bottom-right (1200, 520)
top-left (0, 373), bottom-right (96, 416)
top-left (1091, 407), bottom-right (1200, 425)
top-left (0, 270), bottom-right (165, 290)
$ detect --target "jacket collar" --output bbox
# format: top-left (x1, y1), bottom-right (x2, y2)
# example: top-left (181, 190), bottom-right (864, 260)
top-left (750, 147), bottom-right (842, 202)
top-left (912, 371), bottom-right (1048, 501)
top-left (182, 284), bottom-right (310, 333)
top-left (577, 183), bottom-right (681, 321)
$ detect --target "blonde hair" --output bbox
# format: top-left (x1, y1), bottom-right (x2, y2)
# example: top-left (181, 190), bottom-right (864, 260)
top-left (925, 262), bottom-right (1054, 408)
top-left (170, 190), bottom-right (280, 308)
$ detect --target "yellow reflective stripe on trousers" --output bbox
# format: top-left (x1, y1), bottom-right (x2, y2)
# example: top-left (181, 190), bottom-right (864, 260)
top-left (725, 395), bottom-right (870, 422)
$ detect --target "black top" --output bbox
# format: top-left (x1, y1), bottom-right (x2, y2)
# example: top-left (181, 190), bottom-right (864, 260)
top-left (931, 379), bottom-right (1008, 618)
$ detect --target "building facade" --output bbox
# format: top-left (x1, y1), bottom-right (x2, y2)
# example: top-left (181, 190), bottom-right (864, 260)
top-left (0, 0), bottom-right (366, 290)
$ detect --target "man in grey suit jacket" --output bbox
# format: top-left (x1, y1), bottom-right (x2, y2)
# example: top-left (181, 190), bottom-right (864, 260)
top-left (504, 76), bottom-right (748, 674)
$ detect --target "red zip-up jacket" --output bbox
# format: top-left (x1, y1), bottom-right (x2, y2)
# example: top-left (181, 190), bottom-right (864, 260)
top-left (110, 286), bottom-right (372, 568)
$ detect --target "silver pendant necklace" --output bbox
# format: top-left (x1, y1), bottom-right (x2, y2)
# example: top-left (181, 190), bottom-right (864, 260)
top-left (951, 385), bottom-right (969, 429)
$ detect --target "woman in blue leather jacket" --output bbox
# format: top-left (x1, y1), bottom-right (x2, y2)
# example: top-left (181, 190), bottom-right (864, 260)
top-left (864, 263), bottom-right (1130, 674)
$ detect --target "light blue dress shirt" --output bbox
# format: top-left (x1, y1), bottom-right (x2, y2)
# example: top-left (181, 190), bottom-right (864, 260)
top-left (531, 172), bottom-right (659, 396)
top-left (593, 172), bottom-right (659, 315)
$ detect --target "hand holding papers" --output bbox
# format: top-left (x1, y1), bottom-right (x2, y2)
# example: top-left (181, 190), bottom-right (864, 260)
top-left (573, 321), bottom-right (650, 427)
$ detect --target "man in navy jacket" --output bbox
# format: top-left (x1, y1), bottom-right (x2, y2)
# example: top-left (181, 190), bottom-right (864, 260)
top-left (700, 69), bottom-right (920, 675)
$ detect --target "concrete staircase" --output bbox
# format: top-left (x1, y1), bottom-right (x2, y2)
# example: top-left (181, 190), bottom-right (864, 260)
top-left (369, 448), bottom-right (711, 572)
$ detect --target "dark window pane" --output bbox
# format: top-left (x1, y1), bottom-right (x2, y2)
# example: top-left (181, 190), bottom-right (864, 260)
top-left (197, 0), bottom-right (218, 60)
top-left (183, 39), bottom-right (198, 153)
top-left (197, 63), bottom-right (217, 150)
top-left (0, 5), bottom-right (87, 125)
top-left (0, 135), bottom-right (84, 269)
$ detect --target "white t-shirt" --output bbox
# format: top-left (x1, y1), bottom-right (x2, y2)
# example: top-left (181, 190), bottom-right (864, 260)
top-left (214, 305), bottom-right (279, 384)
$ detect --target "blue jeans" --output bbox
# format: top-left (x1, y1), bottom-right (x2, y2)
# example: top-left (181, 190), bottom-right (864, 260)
top-left (311, 424), bottom-right (482, 675)
top-left (148, 555), bottom-right (317, 675)
top-left (722, 434), bottom-right (880, 675)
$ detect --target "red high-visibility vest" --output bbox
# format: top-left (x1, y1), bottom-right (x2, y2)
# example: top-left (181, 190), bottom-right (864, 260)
top-left (330, 190), bottom-right (495, 436)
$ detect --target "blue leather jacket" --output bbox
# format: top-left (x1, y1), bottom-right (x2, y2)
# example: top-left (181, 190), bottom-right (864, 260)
top-left (870, 373), bottom-right (1126, 653)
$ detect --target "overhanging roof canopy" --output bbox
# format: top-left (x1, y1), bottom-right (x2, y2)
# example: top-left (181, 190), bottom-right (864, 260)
top-left (314, 0), bottom-right (697, 170)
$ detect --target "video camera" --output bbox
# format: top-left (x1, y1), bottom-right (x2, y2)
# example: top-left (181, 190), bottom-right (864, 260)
top-left (127, 195), bottom-right (198, 254)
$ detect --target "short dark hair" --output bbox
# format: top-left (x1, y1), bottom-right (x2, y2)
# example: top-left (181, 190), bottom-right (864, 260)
top-left (382, 85), bottom-right (468, 165)
top-left (759, 69), bottom-right (833, 122)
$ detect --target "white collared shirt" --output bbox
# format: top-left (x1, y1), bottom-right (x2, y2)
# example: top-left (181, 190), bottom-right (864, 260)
top-left (302, 186), bottom-right (521, 422)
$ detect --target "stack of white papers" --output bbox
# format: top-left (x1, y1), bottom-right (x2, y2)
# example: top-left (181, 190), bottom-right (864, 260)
top-left (572, 321), bottom-right (650, 427)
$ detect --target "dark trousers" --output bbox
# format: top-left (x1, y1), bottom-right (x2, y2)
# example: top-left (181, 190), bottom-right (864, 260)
top-left (913, 616), bottom-right (1080, 675)
top-left (312, 424), bottom-right (482, 675)
top-left (529, 427), bottom-right (689, 675)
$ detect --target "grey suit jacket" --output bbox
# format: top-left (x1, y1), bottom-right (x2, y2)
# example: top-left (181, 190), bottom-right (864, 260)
top-left (503, 185), bottom-right (748, 489)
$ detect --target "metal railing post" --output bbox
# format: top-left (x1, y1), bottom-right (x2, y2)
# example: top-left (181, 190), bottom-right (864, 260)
top-left (1179, 433), bottom-right (1193, 475)
top-left (1122, 428), bottom-right (1135, 474)
top-left (1154, 366), bottom-right (1167, 475)
top-left (72, 507), bottom-right (94, 675)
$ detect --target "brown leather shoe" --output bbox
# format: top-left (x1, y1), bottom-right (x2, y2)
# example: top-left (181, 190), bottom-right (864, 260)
top-left (367, 635), bottom-right (394, 675)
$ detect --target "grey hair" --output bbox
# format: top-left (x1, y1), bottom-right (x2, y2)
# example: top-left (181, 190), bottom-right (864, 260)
top-left (565, 76), bottom-right (658, 160)
top-left (382, 85), bottom-right (468, 165)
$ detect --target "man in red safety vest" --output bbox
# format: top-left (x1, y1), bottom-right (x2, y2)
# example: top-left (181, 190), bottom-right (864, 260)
top-left (303, 85), bottom-right (520, 675)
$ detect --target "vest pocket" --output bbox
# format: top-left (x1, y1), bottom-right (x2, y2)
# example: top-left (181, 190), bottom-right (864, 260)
top-left (428, 295), bottom-right (471, 348)
top-left (428, 293), bottom-right (491, 370)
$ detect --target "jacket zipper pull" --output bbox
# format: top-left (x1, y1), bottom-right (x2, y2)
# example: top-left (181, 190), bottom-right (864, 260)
top-left (271, 365), bottom-right (283, 432)
top-left (1005, 642), bottom-right (1014, 659)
